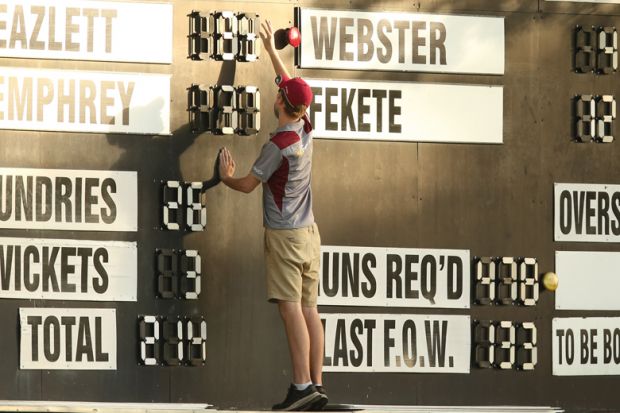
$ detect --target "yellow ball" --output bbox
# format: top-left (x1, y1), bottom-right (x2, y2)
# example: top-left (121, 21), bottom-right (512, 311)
top-left (542, 272), bottom-right (559, 291)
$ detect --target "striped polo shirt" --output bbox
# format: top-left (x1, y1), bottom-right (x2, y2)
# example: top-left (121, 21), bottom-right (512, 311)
top-left (251, 115), bottom-right (314, 229)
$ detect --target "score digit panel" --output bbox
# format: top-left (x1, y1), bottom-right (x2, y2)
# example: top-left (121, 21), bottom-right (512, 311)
top-left (138, 316), bottom-right (207, 367)
top-left (574, 25), bottom-right (618, 74)
top-left (473, 257), bottom-right (539, 306)
top-left (187, 85), bottom-right (260, 135)
top-left (574, 94), bottom-right (616, 143)
top-left (473, 321), bottom-right (538, 371)
top-left (156, 249), bottom-right (202, 300)
top-left (162, 181), bottom-right (207, 232)
top-left (188, 11), bottom-right (260, 62)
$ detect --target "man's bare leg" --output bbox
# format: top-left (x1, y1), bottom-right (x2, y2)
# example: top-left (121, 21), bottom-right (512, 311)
top-left (278, 301), bottom-right (312, 384)
top-left (302, 306), bottom-right (324, 385)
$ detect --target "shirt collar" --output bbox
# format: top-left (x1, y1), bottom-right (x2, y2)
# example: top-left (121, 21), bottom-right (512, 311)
top-left (270, 118), bottom-right (303, 137)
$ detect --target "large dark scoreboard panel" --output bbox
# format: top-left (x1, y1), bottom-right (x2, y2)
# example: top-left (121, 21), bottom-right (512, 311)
top-left (0, 0), bottom-right (618, 412)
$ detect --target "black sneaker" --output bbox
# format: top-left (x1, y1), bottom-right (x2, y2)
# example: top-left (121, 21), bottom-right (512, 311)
top-left (308, 385), bottom-right (328, 411)
top-left (272, 384), bottom-right (321, 411)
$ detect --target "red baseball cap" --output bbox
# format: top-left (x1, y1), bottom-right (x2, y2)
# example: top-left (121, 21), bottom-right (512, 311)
top-left (275, 75), bottom-right (313, 107)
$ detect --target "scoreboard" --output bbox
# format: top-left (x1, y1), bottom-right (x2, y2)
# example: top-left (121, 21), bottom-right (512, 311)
top-left (0, 0), bottom-right (619, 411)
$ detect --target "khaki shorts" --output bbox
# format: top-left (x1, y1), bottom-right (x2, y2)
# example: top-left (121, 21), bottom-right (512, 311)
top-left (264, 223), bottom-right (321, 306)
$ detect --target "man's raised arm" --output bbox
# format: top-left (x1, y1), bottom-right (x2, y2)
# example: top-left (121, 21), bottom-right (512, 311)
top-left (260, 20), bottom-right (291, 80)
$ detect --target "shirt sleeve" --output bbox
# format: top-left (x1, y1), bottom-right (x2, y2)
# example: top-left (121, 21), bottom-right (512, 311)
top-left (252, 141), bottom-right (282, 182)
